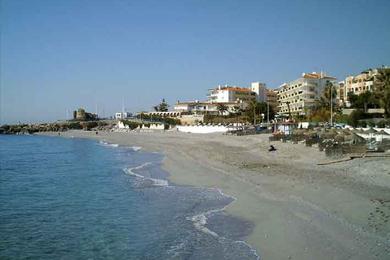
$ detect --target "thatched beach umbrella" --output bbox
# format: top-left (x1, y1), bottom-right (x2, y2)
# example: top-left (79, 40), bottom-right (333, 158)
top-left (351, 133), bottom-right (366, 144)
top-left (334, 133), bottom-right (345, 143)
top-left (352, 128), bottom-right (364, 134)
top-left (342, 128), bottom-right (352, 135)
top-left (364, 128), bottom-right (377, 134)
top-left (378, 130), bottom-right (390, 142)
top-left (364, 128), bottom-right (377, 140)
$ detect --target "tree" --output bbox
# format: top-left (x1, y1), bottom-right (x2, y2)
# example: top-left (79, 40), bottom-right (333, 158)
top-left (348, 91), bottom-right (378, 111)
top-left (153, 99), bottom-right (169, 112)
top-left (347, 92), bottom-right (359, 108)
top-left (244, 101), bottom-right (274, 124)
top-left (347, 110), bottom-right (366, 127)
top-left (216, 103), bottom-right (228, 115)
top-left (310, 81), bottom-right (338, 123)
top-left (373, 68), bottom-right (390, 117)
top-left (318, 81), bottom-right (337, 109)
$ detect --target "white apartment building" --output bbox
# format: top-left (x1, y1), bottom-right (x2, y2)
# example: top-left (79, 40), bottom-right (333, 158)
top-left (250, 82), bottom-right (267, 102)
top-left (276, 72), bottom-right (337, 116)
top-left (174, 100), bottom-right (246, 115)
top-left (207, 85), bottom-right (256, 103)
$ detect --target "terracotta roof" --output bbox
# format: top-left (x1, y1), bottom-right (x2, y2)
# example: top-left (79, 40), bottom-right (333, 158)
top-left (225, 87), bottom-right (252, 92)
top-left (302, 73), bottom-right (336, 80)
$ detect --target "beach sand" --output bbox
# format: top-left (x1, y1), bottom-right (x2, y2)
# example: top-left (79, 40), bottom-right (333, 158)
top-left (42, 130), bottom-right (390, 259)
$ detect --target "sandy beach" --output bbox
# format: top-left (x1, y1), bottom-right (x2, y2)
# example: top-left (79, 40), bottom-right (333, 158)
top-left (41, 130), bottom-right (390, 259)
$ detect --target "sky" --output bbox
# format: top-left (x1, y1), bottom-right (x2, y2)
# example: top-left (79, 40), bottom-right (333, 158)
top-left (1, 0), bottom-right (390, 124)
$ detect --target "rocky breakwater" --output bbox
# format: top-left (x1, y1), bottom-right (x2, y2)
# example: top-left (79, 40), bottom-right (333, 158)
top-left (0, 121), bottom-right (113, 135)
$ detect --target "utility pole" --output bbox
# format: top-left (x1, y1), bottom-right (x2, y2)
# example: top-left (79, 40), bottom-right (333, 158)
top-left (267, 96), bottom-right (270, 124)
top-left (253, 101), bottom-right (256, 126)
top-left (330, 83), bottom-right (333, 127)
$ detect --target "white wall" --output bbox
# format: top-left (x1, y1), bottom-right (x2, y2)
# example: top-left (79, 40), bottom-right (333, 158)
top-left (176, 125), bottom-right (230, 134)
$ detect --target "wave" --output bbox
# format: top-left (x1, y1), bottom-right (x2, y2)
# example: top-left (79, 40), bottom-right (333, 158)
top-left (130, 146), bottom-right (142, 151)
top-left (123, 155), bottom-right (259, 258)
top-left (99, 140), bottom-right (119, 147)
top-left (187, 188), bottom-right (260, 260)
top-left (123, 162), bottom-right (168, 187)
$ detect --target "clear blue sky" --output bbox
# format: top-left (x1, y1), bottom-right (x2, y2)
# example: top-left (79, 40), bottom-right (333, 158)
top-left (1, 0), bottom-right (390, 124)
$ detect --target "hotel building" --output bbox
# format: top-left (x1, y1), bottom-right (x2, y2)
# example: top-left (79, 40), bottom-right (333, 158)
top-left (276, 72), bottom-right (337, 116)
top-left (342, 67), bottom-right (389, 107)
top-left (174, 83), bottom-right (277, 116)
top-left (174, 100), bottom-right (246, 116)
top-left (207, 85), bottom-right (256, 103)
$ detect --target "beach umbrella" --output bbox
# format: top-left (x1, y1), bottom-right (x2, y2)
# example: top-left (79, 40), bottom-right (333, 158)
top-left (364, 128), bottom-right (377, 140)
top-left (364, 128), bottom-right (377, 134)
top-left (334, 133), bottom-right (345, 143)
top-left (378, 130), bottom-right (390, 142)
top-left (351, 133), bottom-right (366, 144)
top-left (342, 128), bottom-right (352, 135)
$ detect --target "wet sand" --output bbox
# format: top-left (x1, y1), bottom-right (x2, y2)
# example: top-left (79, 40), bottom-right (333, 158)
top-left (41, 130), bottom-right (390, 259)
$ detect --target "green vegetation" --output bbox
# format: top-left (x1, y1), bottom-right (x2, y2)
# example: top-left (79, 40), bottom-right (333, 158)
top-left (244, 101), bottom-right (275, 124)
top-left (373, 68), bottom-right (390, 117)
top-left (305, 74), bottom-right (390, 125)
top-left (347, 91), bottom-right (379, 112)
top-left (121, 120), bottom-right (141, 130)
top-left (217, 103), bottom-right (229, 115)
top-left (153, 98), bottom-right (169, 112)
top-left (307, 81), bottom-right (338, 122)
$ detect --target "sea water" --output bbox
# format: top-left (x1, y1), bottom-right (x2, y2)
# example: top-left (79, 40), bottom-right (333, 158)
top-left (0, 135), bottom-right (259, 259)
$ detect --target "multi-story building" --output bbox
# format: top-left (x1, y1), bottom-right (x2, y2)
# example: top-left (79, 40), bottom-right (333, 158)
top-left (335, 81), bottom-right (345, 107)
top-left (170, 81), bottom-right (278, 118)
top-left (174, 100), bottom-right (246, 115)
top-left (266, 89), bottom-right (279, 112)
top-left (276, 72), bottom-right (337, 116)
top-left (250, 82), bottom-right (267, 102)
top-left (343, 67), bottom-right (389, 107)
top-left (207, 85), bottom-right (256, 103)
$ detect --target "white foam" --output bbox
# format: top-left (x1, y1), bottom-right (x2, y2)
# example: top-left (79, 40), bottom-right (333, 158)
top-left (99, 140), bottom-right (119, 147)
top-left (130, 146), bottom-right (142, 151)
top-left (123, 162), bottom-right (168, 187)
top-left (187, 187), bottom-right (260, 260)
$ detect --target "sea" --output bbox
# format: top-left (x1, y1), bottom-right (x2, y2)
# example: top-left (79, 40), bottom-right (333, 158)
top-left (0, 135), bottom-right (259, 259)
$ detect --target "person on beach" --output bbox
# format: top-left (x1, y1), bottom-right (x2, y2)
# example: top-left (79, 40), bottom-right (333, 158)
top-left (268, 145), bottom-right (276, 152)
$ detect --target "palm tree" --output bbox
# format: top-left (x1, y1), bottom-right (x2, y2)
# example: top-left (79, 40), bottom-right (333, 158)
top-left (232, 105), bottom-right (242, 127)
top-left (217, 103), bottom-right (228, 115)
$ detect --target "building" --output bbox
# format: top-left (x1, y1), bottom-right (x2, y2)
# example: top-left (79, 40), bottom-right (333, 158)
top-left (266, 89), bottom-right (279, 112)
top-left (251, 82), bottom-right (267, 102)
top-left (343, 67), bottom-right (389, 107)
top-left (250, 82), bottom-right (279, 111)
top-left (73, 108), bottom-right (98, 121)
top-left (145, 111), bottom-right (182, 117)
top-left (335, 81), bottom-right (345, 107)
top-left (115, 112), bottom-right (132, 120)
top-left (276, 72), bottom-right (337, 116)
top-left (207, 85), bottom-right (256, 103)
top-left (174, 100), bottom-right (246, 115)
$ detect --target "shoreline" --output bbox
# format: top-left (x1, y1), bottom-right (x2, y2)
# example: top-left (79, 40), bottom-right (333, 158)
top-left (38, 130), bottom-right (390, 259)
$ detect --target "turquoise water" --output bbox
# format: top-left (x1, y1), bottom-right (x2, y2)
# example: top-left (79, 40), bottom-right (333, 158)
top-left (0, 135), bottom-right (258, 259)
